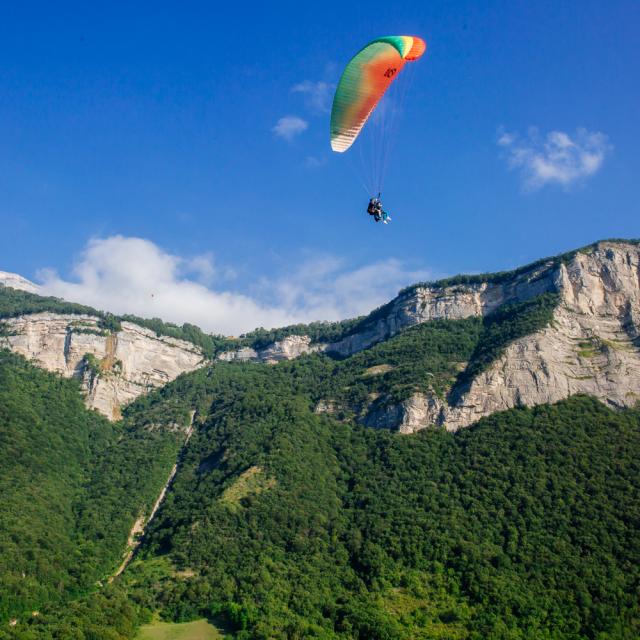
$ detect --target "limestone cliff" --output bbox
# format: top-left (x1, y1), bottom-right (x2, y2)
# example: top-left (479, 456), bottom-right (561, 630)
top-left (363, 242), bottom-right (640, 432)
top-left (219, 241), bottom-right (640, 433)
top-left (218, 334), bottom-right (323, 364)
top-left (1, 313), bottom-right (204, 419)
top-left (325, 260), bottom-right (557, 357)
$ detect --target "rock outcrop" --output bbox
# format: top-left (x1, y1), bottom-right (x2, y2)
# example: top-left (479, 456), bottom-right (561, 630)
top-left (1, 313), bottom-right (204, 419)
top-left (218, 334), bottom-right (323, 364)
top-left (362, 242), bottom-right (640, 432)
top-left (363, 393), bottom-right (445, 435)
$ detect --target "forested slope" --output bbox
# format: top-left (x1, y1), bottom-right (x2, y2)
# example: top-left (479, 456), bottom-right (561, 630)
top-left (2, 277), bottom-right (639, 639)
top-left (0, 350), bottom-right (188, 624)
top-left (7, 347), bottom-right (638, 639)
top-left (0, 350), bottom-right (114, 618)
top-left (124, 365), bottom-right (640, 639)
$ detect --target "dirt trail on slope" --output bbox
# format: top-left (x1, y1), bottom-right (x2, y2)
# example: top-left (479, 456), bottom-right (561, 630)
top-left (111, 411), bottom-right (196, 580)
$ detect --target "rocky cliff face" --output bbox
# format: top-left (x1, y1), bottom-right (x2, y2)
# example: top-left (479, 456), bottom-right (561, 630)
top-left (363, 242), bottom-right (640, 432)
top-left (219, 257), bottom-right (560, 365)
top-left (218, 241), bottom-right (640, 433)
top-left (325, 261), bottom-right (558, 357)
top-left (1, 313), bottom-right (203, 419)
top-left (218, 334), bottom-right (323, 364)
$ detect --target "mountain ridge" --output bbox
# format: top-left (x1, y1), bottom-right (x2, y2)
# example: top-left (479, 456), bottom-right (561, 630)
top-left (2, 238), bottom-right (640, 426)
top-left (216, 239), bottom-right (640, 431)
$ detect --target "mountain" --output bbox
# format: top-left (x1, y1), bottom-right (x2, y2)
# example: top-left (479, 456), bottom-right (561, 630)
top-left (220, 240), bottom-right (640, 431)
top-left (1, 239), bottom-right (639, 639)
top-left (3, 240), bottom-right (640, 427)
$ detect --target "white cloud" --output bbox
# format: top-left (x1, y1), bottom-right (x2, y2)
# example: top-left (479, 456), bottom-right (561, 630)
top-left (498, 127), bottom-right (612, 190)
top-left (37, 236), bottom-right (432, 335)
top-left (304, 155), bottom-right (326, 168)
top-left (184, 253), bottom-right (236, 286)
top-left (263, 255), bottom-right (430, 323)
top-left (272, 115), bottom-right (308, 141)
top-left (291, 80), bottom-right (334, 113)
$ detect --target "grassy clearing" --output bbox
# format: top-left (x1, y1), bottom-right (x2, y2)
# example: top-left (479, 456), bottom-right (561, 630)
top-left (361, 364), bottom-right (395, 377)
top-left (219, 466), bottom-right (276, 509)
top-left (136, 618), bottom-right (224, 640)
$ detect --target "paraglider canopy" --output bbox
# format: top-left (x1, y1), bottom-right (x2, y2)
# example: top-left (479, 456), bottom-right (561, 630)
top-left (330, 35), bottom-right (426, 153)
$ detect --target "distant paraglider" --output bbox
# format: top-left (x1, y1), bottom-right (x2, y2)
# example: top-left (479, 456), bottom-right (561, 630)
top-left (330, 35), bottom-right (427, 223)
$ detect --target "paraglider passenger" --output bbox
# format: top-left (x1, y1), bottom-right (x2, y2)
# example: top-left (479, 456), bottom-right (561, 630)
top-left (367, 197), bottom-right (381, 216)
top-left (367, 196), bottom-right (390, 223)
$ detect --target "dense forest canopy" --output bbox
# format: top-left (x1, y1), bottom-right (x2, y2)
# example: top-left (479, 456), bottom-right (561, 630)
top-left (2, 337), bottom-right (639, 638)
top-left (0, 350), bottom-right (187, 625)
top-left (125, 367), bottom-right (640, 640)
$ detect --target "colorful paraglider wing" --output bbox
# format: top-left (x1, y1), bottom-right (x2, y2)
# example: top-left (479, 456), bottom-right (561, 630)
top-left (330, 36), bottom-right (426, 153)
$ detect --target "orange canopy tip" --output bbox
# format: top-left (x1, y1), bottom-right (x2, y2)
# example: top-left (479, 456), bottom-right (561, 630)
top-left (406, 37), bottom-right (427, 61)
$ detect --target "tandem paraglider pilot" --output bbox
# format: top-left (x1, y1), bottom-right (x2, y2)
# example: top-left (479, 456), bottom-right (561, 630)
top-left (367, 196), bottom-right (391, 224)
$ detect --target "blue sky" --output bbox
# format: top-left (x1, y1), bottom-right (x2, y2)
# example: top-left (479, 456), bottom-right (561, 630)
top-left (1, 1), bottom-right (638, 332)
